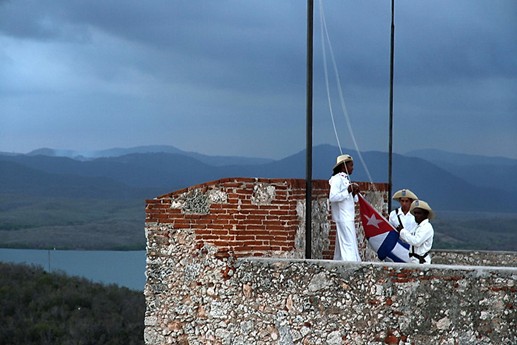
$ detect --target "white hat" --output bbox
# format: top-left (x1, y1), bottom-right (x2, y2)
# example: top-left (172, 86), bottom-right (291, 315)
top-left (333, 154), bottom-right (353, 169)
top-left (392, 189), bottom-right (418, 201)
top-left (410, 199), bottom-right (435, 220)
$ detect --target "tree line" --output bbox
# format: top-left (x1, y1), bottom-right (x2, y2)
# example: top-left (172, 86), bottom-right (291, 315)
top-left (0, 262), bottom-right (145, 345)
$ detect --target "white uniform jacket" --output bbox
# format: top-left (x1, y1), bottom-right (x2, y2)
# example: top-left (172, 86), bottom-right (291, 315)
top-left (329, 172), bottom-right (361, 262)
top-left (328, 172), bottom-right (357, 222)
top-left (399, 218), bottom-right (434, 264)
top-left (389, 208), bottom-right (418, 233)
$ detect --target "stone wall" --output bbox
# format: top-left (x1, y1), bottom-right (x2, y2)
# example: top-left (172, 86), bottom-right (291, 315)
top-left (431, 250), bottom-right (517, 267)
top-left (144, 178), bottom-right (517, 344)
top-left (144, 226), bottom-right (516, 345)
top-left (145, 178), bottom-right (387, 261)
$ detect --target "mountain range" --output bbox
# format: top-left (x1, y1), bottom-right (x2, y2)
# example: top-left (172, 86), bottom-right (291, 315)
top-left (1, 144), bottom-right (516, 212)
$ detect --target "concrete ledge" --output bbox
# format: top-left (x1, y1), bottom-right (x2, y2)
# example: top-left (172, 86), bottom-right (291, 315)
top-left (239, 256), bottom-right (517, 273)
top-left (431, 249), bottom-right (517, 267)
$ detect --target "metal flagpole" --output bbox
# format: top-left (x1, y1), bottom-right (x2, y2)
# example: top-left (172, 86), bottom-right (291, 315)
top-left (305, 0), bottom-right (314, 259)
top-left (388, 0), bottom-right (395, 212)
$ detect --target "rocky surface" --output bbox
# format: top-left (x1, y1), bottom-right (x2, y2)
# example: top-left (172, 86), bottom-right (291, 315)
top-left (144, 225), bottom-right (517, 344)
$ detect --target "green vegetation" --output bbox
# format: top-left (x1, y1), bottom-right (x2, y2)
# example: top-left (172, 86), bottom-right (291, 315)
top-left (0, 195), bottom-right (145, 250)
top-left (0, 262), bottom-right (144, 345)
top-left (0, 195), bottom-right (515, 251)
top-left (0, 194), bottom-right (144, 229)
top-left (433, 211), bottom-right (517, 251)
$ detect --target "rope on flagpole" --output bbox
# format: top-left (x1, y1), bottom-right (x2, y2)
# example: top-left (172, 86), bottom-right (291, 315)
top-left (317, 0), bottom-right (377, 191)
top-left (318, 0), bottom-right (342, 155)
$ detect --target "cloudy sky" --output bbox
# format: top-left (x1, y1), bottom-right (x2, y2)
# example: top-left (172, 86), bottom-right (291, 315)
top-left (1, 0), bottom-right (516, 159)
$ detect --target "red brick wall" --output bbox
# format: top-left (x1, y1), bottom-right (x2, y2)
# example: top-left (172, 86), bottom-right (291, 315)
top-left (146, 177), bottom-right (388, 259)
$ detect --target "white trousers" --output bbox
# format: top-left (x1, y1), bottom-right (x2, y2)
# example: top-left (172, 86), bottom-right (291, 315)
top-left (333, 221), bottom-right (361, 262)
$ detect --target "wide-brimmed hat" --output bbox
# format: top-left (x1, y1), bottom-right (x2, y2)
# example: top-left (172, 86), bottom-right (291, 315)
top-left (333, 154), bottom-right (353, 169)
top-left (392, 189), bottom-right (418, 201)
top-left (410, 199), bottom-right (435, 220)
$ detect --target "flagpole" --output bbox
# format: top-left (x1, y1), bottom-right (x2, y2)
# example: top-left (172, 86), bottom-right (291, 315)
top-left (388, 0), bottom-right (395, 212)
top-left (305, 0), bottom-right (314, 259)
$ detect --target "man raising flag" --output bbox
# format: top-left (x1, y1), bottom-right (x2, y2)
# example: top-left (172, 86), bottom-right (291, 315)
top-left (358, 194), bottom-right (411, 263)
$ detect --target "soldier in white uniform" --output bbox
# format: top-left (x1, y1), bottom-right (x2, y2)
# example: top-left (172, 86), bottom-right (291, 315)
top-left (399, 200), bottom-right (435, 264)
top-left (389, 189), bottom-right (418, 233)
top-left (329, 154), bottom-right (361, 262)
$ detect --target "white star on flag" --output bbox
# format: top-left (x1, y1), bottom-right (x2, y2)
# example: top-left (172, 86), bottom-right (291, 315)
top-left (364, 213), bottom-right (382, 228)
top-left (358, 194), bottom-right (411, 262)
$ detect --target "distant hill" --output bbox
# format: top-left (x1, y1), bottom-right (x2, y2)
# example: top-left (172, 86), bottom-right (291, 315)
top-left (27, 145), bottom-right (273, 166)
top-left (0, 160), bottom-right (154, 199)
top-left (406, 148), bottom-right (517, 193)
top-left (1, 144), bottom-right (516, 212)
top-left (406, 148), bottom-right (517, 166)
top-left (1, 144), bottom-right (516, 250)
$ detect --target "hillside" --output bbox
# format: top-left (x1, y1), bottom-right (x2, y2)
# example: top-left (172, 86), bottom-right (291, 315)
top-left (0, 262), bottom-right (144, 345)
top-left (406, 148), bottom-right (517, 193)
top-left (0, 144), bottom-right (516, 250)
top-left (3, 145), bottom-right (517, 211)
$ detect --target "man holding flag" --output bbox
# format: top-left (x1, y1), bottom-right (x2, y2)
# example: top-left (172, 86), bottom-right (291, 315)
top-left (329, 154), bottom-right (361, 262)
top-left (399, 200), bottom-right (435, 264)
top-left (358, 194), bottom-right (411, 263)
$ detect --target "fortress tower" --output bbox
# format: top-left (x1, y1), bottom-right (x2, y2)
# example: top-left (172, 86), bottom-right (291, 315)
top-left (144, 178), bottom-right (516, 344)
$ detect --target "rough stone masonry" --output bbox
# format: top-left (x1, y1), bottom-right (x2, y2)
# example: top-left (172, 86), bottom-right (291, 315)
top-left (144, 178), bottom-right (517, 344)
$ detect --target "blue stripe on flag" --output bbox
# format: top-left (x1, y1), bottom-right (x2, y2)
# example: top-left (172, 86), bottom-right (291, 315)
top-left (377, 230), bottom-right (399, 260)
top-left (398, 239), bottom-right (410, 249)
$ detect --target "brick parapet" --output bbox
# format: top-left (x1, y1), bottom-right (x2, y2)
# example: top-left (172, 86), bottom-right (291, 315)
top-left (145, 177), bottom-right (388, 260)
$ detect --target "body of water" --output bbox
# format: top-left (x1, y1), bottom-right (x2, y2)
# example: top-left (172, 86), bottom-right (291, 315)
top-left (0, 248), bottom-right (146, 291)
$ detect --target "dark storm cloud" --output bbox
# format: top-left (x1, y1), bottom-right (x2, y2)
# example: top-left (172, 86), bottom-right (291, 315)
top-left (0, 0), bottom-right (516, 159)
top-left (395, 1), bottom-right (517, 85)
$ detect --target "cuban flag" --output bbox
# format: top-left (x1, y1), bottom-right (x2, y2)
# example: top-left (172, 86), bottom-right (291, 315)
top-left (358, 194), bottom-right (411, 263)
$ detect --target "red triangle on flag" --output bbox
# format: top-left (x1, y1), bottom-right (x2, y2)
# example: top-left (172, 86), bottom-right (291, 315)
top-left (358, 194), bottom-right (396, 238)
